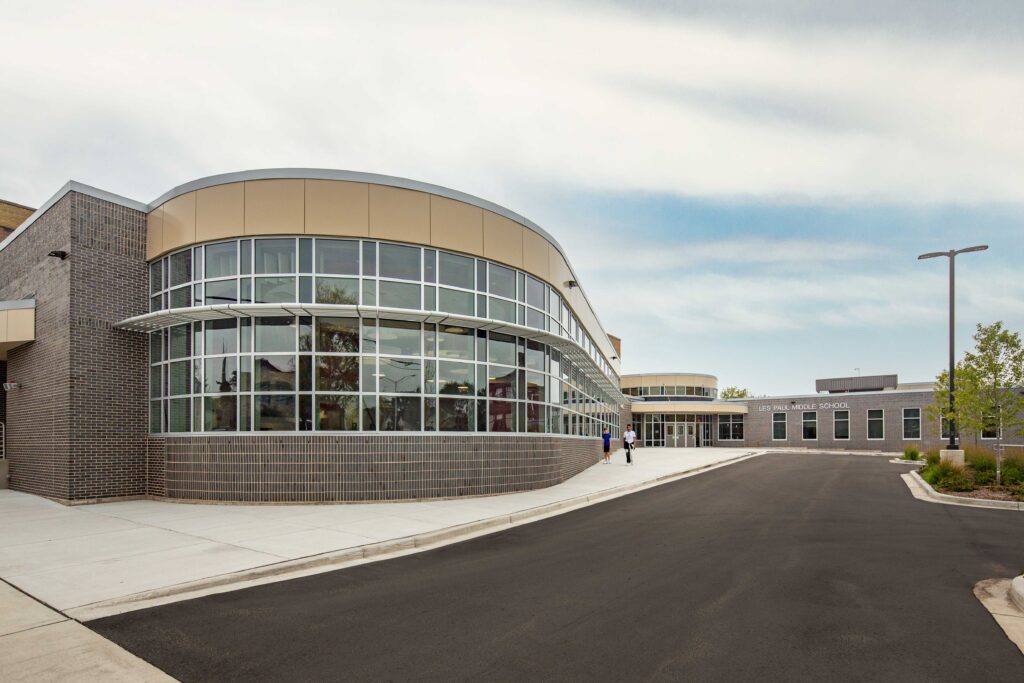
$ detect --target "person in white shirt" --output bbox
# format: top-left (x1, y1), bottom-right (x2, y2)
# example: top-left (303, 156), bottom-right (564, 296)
top-left (623, 424), bottom-right (637, 465)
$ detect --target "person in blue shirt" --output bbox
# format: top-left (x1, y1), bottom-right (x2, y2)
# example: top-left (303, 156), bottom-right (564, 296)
top-left (602, 427), bottom-right (612, 464)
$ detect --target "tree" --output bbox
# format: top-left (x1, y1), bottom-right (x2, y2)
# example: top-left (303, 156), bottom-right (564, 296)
top-left (928, 322), bottom-right (1024, 484)
top-left (720, 386), bottom-right (751, 399)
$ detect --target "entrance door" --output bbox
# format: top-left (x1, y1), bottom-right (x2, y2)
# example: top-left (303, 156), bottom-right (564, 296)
top-left (686, 424), bottom-right (694, 447)
top-left (666, 424), bottom-right (678, 447)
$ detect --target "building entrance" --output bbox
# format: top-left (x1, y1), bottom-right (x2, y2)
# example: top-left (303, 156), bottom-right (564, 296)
top-left (636, 414), bottom-right (712, 447)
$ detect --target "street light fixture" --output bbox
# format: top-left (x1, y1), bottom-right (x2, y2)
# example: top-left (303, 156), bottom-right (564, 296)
top-left (918, 244), bottom-right (988, 450)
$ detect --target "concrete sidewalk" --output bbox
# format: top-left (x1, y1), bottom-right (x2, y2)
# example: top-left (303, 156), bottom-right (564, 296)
top-left (0, 580), bottom-right (171, 682)
top-left (0, 447), bottom-right (757, 621)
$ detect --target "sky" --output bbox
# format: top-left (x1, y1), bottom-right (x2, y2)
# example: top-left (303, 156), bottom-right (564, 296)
top-left (2, 0), bottom-right (1023, 394)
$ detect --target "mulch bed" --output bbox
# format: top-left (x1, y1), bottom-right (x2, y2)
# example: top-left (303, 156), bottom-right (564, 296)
top-left (937, 486), bottom-right (1024, 502)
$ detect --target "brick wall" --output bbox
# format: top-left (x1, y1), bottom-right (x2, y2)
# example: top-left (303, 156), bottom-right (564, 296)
top-left (155, 434), bottom-right (601, 503)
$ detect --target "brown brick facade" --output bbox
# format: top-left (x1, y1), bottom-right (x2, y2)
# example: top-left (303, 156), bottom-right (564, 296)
top-left (152, 434), bottom-right (601, 503)
top-left (0, 192), bottom-right (150, 501)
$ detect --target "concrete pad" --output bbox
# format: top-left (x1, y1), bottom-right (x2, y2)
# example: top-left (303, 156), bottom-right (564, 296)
top-left (0, 582), bottom-right (63, 637)
top-left (6, 542), bottom-right (285, 611)
top-left (0, 514), bottom-right (142, 549)
top-left (0, 527), bottom-right (209, 576)
top-left (236, 528), bottom-right (381, 559)
top-left (325, 514), bottom-right (450, 540)
top-left (0, 619), bottom-right (173, 682)
top-left (974, 578), bottom-right (1024, 656)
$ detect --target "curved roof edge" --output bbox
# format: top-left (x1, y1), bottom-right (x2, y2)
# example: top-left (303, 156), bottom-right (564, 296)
top-left (621, 372), bottom-right (718, 380)
top-left (147, 168), bottom-right (569, 257)
top-left (146, 168), bottom-right (618, 370)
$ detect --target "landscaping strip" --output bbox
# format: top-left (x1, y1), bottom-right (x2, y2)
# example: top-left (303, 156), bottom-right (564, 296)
top-left (906, 469), bottom-right (1023, 511)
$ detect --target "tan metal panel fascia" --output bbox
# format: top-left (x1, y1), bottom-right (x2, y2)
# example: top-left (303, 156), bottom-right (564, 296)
top-left (429, 195), bottom-right (483, 255)
top-left (482, 210), bottom-right (524, 268)
top-left (6, 308), bottom-right (34, 341)
top-left (0, 311), bottom-right (7, 341)
top-left (305, 180), bottom-right (369, 236)
top-left (196, 182), bottom-right (244, 242)
top-left (146, 206), bottom-right (163, 261)
top-left (522, 228), bottom-right (550, 281)
top-left (244, 179), bottom-right (305, 235)
top-left (368, 185), bottom-right (430, 243)
top-left (160, 192), bottom-right (196, 253)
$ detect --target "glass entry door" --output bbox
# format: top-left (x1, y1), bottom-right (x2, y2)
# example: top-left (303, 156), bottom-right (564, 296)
top-left (666, 423), bottom-right (679, 447)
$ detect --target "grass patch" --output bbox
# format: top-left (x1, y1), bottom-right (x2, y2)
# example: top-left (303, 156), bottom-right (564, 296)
top-left (902, 445), bottom-right (920, 461)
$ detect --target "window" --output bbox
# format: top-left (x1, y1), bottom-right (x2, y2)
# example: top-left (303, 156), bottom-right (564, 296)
top-left (941, 417), bottom-right (952, 440)
top-left (834, 410), bottom-right (850, 440)
top-left (903, 408), bottom-right (921, 440)
top-left (867, 409), bottom-right (884, 440)
top-left (316, 240), bottom-right (359, 275)
top-left (379, 243), bottom-right (420, 281)
top-left (718, 415), bottom-right (744, 441)
top-left (802, 411), bottom-right (817, 440)
top-left (772, 412), bottom-right (787, 440)
top-left (982, 414), bottom-right (1000, 439)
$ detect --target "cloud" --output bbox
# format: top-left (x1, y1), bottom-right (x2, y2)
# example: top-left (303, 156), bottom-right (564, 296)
top-left (1, 0), bottom-right (1023, 208)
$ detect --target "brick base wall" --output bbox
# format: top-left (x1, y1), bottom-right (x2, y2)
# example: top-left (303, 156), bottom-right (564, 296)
top-left (153, 434), bottom-right (602, 503)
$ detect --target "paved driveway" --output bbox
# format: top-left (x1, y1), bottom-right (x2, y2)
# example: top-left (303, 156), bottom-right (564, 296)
top-left (92, 452), bottom-right (1024, 682)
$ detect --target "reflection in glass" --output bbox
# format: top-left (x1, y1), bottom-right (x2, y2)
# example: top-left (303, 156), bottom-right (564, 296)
top-left (439, 398), bottom-right (474, 431)
top-left (378, 396), bottom-right (421, 431)
top-left (489, 297), bottom-right (515, 323)
top-left (317, 356), bottom-right (359, 392)
top-left (169, 250), bottom-right (192, 287)
top-left (317, 394), bottom-right (359, 430)
top-left (317, 317), bottom-right (359, 353)
top-left (168, 398), bottom-right (191, 432)
top-left (489, 400), bottom-right (514, 432)
top-left (487, 332), bottom-right (515, 366)
top-left (255, 276), bottom-right (296, 303)
top-left (438, 288), bottom-right (474, 316)
top-left (204, 357), bottom-right (238, 393)
top-left (256, 395), bottom-right (295, 430)
top-left (204, 396), bottom-right (237, 431)
top-left (438, 361), bottom-right (474, 395)
top-left (378, 357), bottom-right (422, 393)
top-left (379, 281), bottom-right (420, 309)
top-left (315, 277), bottom-right (358, 304)
top-left (255, 355), bottom-right (296, 391)
top-left (205, 319), bottom-right (237, 354)
top-left (488, 366), bottom-right (516, 399)
top-left (205, 280), bottom-right (238, 305)
top-left (377, 319), bottom-right (420, 356)
top-left (439, 252), bottom-right (474, 289)
top-left (255, 317), bottom-right (296, 352)
top-left (169, 361), bottom-right (190, 395)
top-left (488, 263), bottom-right (515, 298)
top-left (437, 326), bottom-right (473, 360)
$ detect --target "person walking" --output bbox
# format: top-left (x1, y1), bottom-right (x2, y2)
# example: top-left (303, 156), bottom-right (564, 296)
top-left (623, 423), bottom-right (637, 465)
top-left (602, 427), bottom-right (612, 464)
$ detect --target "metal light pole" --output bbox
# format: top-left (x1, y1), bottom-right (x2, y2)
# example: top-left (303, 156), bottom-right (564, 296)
top-left (918, 245), bottom-right (988, 450)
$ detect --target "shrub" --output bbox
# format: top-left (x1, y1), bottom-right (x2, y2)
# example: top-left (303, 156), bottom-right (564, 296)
top-left (925, 460), bottom-right (976, 492)
top-left (966, 450), bottom-right (996, 473)
top-left (903, 446), bottom-right (920, 461)
top-left (925, 451), bottom-right (941, 466)
top-left (963, 444), bottom-right (997, 460)
top-left (1002, 456), bottom-right (1024, 486)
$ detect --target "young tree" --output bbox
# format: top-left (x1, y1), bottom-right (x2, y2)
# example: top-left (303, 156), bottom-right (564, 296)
top-left (719, 386), bottom-right (751, 399)
top-left (929, 322), bottom-right (1024, 483)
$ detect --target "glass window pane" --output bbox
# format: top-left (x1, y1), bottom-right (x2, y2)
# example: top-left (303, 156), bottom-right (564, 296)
top-left (255, 276), bottom-right (295, 303)
top-left (439, 398), bottom-right (474, 431)
top-left (488, 332), bottom-right (515, 366)
top-left (424, 249), bottom-right (436, 283)
top-left (168, 361), bottom-right (190, 395)
top-left (317, 317), bottom-right (359, 353)
top-left (204, 396), bottom-right (237, 431)
top-left (379, 396), bottom-right (421, 431)
top-left (488, 365), bottom-right (516, 399)
top-left (255, 395), bottom-right (295, 431)
top-left (488, 264), bottom-right (515, 299)
top-left (526, 276), bottom-right (544, 309)
top-left (316, 356), bottom-right (359, 392)
top-left (526, 340), bottom-right (544, 371)
top-left (240, 240), bottom-right (252, 274)
top-left (205, 242), bottom-right (237, 279)
top-left (527, 308), bottom-right (545, 330)
top-left (255, 355), bottom-right (296, 391)
top-left (437, 326), bottom-right (473, 360)
top-left (378, 281), bottom-right (420, 309)
top-left (424, 285), bottom-right (436, 311)
top-left (255, 317), bottom-right (296, 352)
top-left (317, 395), bottom-right (359, 430)
top-left (316, 277), bottom-right (358, 305)
top-left (438, 288), bottom-right (474, 316)
top-left (489, 297), bottom-right (515, 323)
top-left (169, 324), bottom-right (191, 359)
top-left (205, 319), bottom-right (237, 354)
top-left (204, 357), bottom-right (238, 393)
top-left (299, 238), bottom-right (313, 272)
top-left (439, 252), bottom-right (474, 289)
top-left (299, 316), bottom-right (313, 352)
top-left (168, 398), bottom-right (191, 432)
top-left (489, 400), bottom-right (514, 432)
top-left (255, 239), bottom-right (296, 274)
top-left (361, 279), bottom-right (376, 306)
top-left (299, 276), bottom-right (313, 303)
top-left (378, 357), bottom-right (422, 393)
top-left (316, 239), bottom-right (359, 275)
top-left (379, 243), bottom-right (420, 280)
top-left (438, 361), bottom-right (475, 395)
top-left (149, 366), bottom-right (162, 399)
top-left (526, 371), bottom-right (545, 402)
top-left (377, 319), bottom-right (420, 356)
top-left (527, 402), bottom-right (545, 433)
top-left (150, 260), bottom-right (163, 294)
top-left (150, 332), bottom-right (164, 363)
top-left (205, 280), bottom-right (238, 305)
top-left (170, 286), bottom-right (190, 308)
top-left (169, 250), bottom-right (192, 287)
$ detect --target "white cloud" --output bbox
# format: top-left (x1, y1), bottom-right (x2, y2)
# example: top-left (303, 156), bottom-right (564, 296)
top-left (1, 0), bottom-right (1023, 208)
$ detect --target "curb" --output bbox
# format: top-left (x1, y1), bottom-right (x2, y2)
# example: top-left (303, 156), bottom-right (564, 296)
top-left (1012, 576), bottom-right (1024, 613)
top-left (908, 469), bottom-right (1023, 511)
top-left (67, 450), bottom-right (765, 621)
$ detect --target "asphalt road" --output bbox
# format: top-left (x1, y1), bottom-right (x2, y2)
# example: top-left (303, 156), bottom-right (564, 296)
top-left (91, 453), bottom-right (1024, 682)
